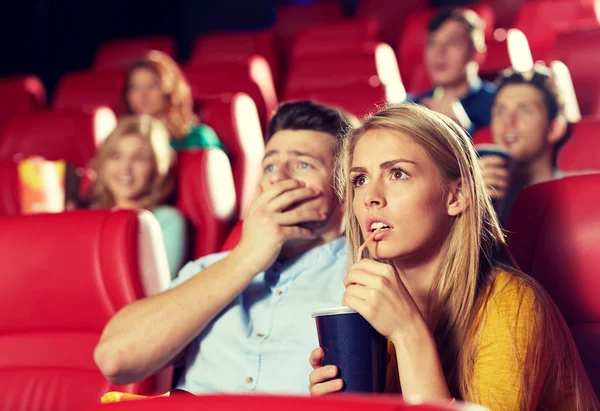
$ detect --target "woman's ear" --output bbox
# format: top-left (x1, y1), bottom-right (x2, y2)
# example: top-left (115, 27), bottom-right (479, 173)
top-left (447, 179), bottom-right (467, 217)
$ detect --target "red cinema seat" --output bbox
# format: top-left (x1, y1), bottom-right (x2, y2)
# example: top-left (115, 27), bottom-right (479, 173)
top-left (0, 107), bottom-right (116, 168)
top-left (479, 29), bottom-right (533, 81)
top-left (53, 70), bottom-right (126, 113)
top-left (199, 93), bottom-right (264, 218)
top-left (176, 148), bottom-right (237, 259)
top-left (0, 209), bottom-right (173, 411)
top-left (514, 0), bottom-right (600, 61)
top-left (557, 117), bottom-right (600, 172)
top-left (550, 28), bottom-right (600, 116)
top-left (275, 2), bottom-right (345, 53)
top-left (356, 0), bottom-right (427, 45)
top-left (184, 56), bottom-right (278, 130)
top-left (0, 159), bottom-right (20, 217)
top-left (284, 80), bottom-right (386, 119)
top-left (472, 126), bottom-right (494, 145)
top-left (479, 0), bottom-right (523, 28)
top-left (93, 36), bottom-right (175, 71)
top-left (291, 18), bottom-right (380, 61)
top-left (0, 75), bottom-right (46, 132)
top-left (191, 29), bottom-right (279, 86)
top-left (397, 5), bottom-right (495, 94)
top-left (285, 43), bottom-right (405, 103)
top-left (82, 393), bottom-right (459, 411)
top-left (505, 174), bottom-right (600, 395)
top-left (221, 221), bottom-right (243, 252)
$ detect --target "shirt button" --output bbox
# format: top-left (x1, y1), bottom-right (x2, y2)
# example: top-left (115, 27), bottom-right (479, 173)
top-left (256, 333), bottom-right (265, 337)
top-left (245, 377), bottom-right (254, 384)
top-left (275, 290), bottom-right (283, 296)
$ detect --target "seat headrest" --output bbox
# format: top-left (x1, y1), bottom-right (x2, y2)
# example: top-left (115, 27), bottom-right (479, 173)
top-left (53, 70), bottom-right (126, 113)
top-left (505, 174), bottom-right (600, 323)
top-left (0, 209), bottom-right (170, 333)
top-left (0, 108), bottom-right (116, 168)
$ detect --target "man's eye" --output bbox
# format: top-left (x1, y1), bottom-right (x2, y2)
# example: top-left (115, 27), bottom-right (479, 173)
top-left (299, 162), bottom-right (312, 169)
top-left (265, 164), bottom-right (275, 172)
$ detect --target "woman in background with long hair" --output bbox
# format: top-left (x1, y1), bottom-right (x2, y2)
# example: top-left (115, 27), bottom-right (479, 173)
top-left (89, 115), bottom-right (187, 279)
top-left (122, 50), bottom-right (222, 152)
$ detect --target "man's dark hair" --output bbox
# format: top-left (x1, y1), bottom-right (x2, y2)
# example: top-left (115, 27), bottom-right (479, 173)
top-left (427, 8), bottom-right (485, 53)
top-left (266, 101), bottom-right (350, 145)
top-left (494, 65), bottom-right (568, 166)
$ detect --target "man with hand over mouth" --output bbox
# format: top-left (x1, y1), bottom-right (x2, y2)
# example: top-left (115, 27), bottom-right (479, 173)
top-left (94, 101), bottom-right (349, 395)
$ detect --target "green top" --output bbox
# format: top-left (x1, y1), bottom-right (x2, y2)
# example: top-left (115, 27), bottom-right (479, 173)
top-left (153, 205), bottom-right (188, 279)
top-left (170, 124), bottom-right (223, 151)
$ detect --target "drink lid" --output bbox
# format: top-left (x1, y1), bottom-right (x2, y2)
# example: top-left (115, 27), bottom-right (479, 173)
top-left (311, 306), bottom-right (357, 318)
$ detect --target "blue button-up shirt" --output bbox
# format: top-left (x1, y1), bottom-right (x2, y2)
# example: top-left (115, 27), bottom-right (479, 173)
top-left (169, 237), bottom-right (347, 395)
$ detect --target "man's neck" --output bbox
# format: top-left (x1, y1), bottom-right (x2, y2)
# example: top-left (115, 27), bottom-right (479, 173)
top-left (278, 223), bottom-right (344, 262)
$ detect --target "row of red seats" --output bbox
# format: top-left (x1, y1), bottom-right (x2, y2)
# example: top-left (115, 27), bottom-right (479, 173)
top-left (3, 2), bottom-right (598, 133)
top-left (0, 91), bottom-right (264, 228)
top-left (2, 172), bottom-right (598, 409)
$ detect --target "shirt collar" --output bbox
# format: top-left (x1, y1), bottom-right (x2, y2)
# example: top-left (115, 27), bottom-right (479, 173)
top-left (265, 236), bottom-right (345, 284)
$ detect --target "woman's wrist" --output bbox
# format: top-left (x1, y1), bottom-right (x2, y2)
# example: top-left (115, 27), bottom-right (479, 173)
top-left (390, 317), bottom-right (435, 357)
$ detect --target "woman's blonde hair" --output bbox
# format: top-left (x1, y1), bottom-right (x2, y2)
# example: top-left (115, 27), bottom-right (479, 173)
top-left (89, 115), bottom-right (176, 210)
top-left (121, 50), bottom-right (197, 140)
top-left (337, 103), bottom-right (598, 410)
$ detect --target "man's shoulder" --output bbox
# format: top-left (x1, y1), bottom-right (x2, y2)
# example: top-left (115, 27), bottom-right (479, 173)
top-left (170, 251), bottom-right (232, 287)
top-left (478, 80), bottom-right (496, 98)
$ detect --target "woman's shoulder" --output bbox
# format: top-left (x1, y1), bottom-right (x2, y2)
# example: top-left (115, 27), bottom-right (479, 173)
top-left (190, 123), bottom-right (217, 137)
top-left (153, 205), bottom-right (186, 226)
top-left (478, 271), bottom-right (542, 328)
top-left (485, 270), bottom-right (539, 306)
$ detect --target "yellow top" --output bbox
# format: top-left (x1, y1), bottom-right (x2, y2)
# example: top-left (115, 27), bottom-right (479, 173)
top-left (386, 272), bottom-right (577, 411)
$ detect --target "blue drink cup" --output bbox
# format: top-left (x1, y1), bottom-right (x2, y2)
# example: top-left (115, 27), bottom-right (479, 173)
top-left (312, 307), bottom-right (388, 393)
top-left (475, 144), bottom-right (512, 164)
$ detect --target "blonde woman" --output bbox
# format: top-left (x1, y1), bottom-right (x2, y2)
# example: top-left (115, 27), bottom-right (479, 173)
top-left (89, 115), bottom-right (187, 278)
top-left (308, 104), bottom-right (599, 410)
top-left (121, 51), bottom-right (222, 152)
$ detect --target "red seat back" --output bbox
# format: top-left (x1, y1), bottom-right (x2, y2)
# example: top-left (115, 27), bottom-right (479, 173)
top-left (221, 221), bottom-right (243, 252)
top-left (505, 174), bottom-right (600, 395)
top-left (176, 148), bottom-right (237, 259)
top-left (557, 117), bottom-right (600, 172)
top-left (0, 75), bottom-right (46, 132)
top-left (550, 28), bottom-right (600, 116)
top-left (285, 43), bottom-right (402, 97)
top-left (53, 70), bottom-right (126, 113)
top-left (275, 2), bottom-right (345, 54)
top-left (93, 36), bottom-right (175, 71)
top-left (0, 210), bottom-right (173, 410)
top-left (284, 81), bottom-right (386, 119)
top-left (515, 0), bottom-right (599, 61)
top-left (199, 94), bottom-right (264, 218)
top-left (0, 159), bottom-right (20, 217)
top-left (0, 108), bottom-right (117, 168)
top-left (82, 393), bottom-right (459, 411)
top-left (472, 126), bottom-right (494, 145)
top-left (356, 0), bottom-right (427, 45)
top-left (184, 56), bottom-right (278, 129)
top-left (291, 18), bottom-right (380, 61)
top-left (190, 30), bottom-right (279, 85)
